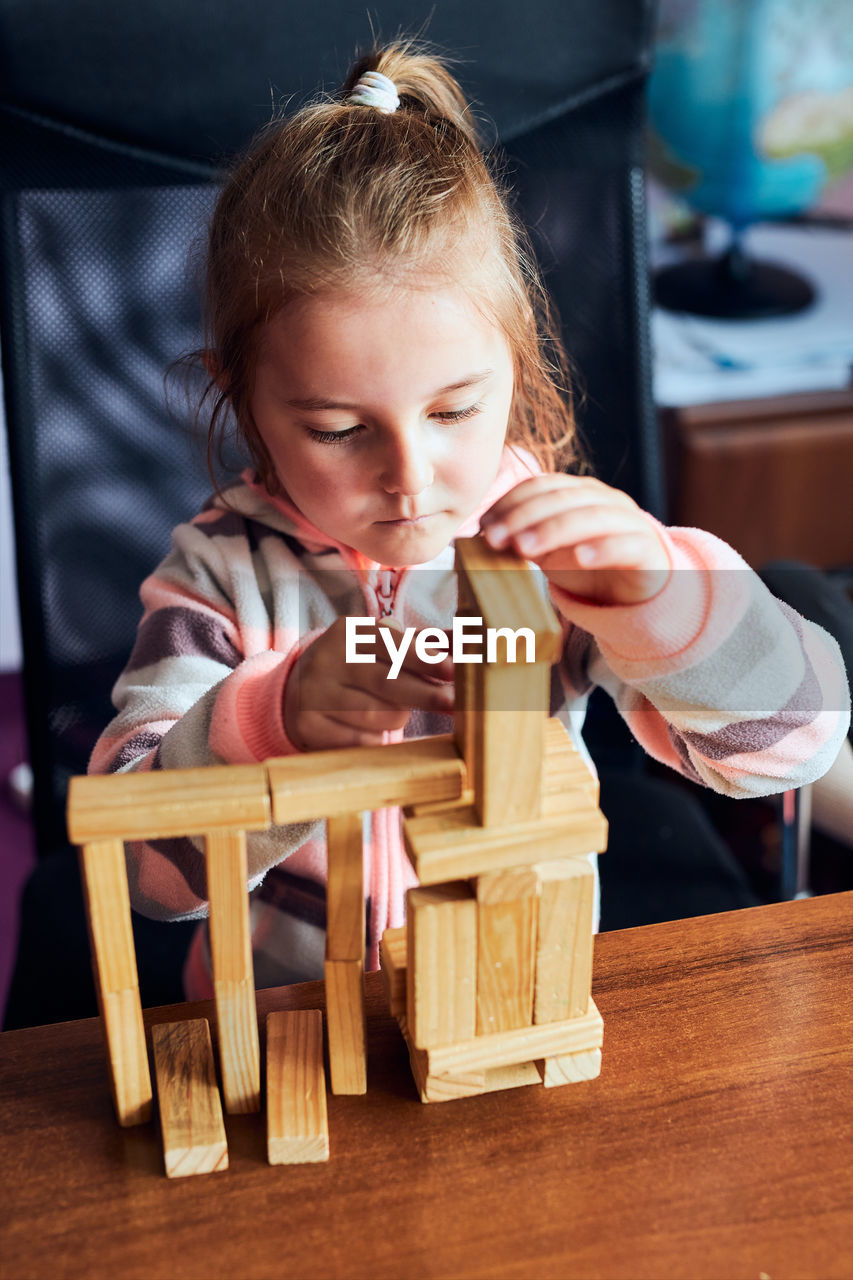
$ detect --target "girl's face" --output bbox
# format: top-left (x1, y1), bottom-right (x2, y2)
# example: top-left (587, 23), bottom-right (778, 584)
top-left (249, 284), bottom-right (515, 566)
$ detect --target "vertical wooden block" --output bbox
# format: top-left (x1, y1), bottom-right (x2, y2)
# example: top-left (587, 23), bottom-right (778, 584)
top-left (452, 571), bottom-right (483, 792)
top-left (267, 1010), bottom-right (329, 1164)
top-left (324, 813), bottom-right (367, 1094)
top-left (407, 882), bottom-right (477, 1049)
top-left (205, 829), bottom-right (261, 1113)
top-left (79, 840), bottom-right (151, 1126)
top-left (475, 664), bottom-right (550, 828)
top-left (151, 1019), bottom-right (228, 1178)
top-left (453, 536), bottom-right (562, 829)
top-left (325, 813), bottom-right (365, 962)
top-left (534, 857), bottom-right (595, 1023)
top-left (476, 871), bottom-right (538, 1036)
top-left (325, 958), bottom-right (367, 1094)
top-left (379, 926), bottom-right (407, 1019)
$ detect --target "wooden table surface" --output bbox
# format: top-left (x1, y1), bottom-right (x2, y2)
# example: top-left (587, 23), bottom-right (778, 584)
top-left (2, 893), bottom-right (852, 1280)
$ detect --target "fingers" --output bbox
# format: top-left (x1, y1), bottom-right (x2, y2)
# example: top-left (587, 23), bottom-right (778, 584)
top-left (480, 476), bottom-right (634, 556)
top-left (284, 616), bottom-right (455, 753)
top-left (481, 476), bottom-right (627, 538)
top-left (479, 474), bottom-right (670, 605)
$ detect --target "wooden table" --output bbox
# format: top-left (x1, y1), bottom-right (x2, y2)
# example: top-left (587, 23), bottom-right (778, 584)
top-left (2, 893), bottom-right (852, 1280)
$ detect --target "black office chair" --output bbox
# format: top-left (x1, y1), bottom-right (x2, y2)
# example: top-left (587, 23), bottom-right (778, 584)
top-left (2, 0), bottom-right (757, 1027)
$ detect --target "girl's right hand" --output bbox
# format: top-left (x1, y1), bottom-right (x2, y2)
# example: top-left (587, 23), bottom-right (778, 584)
top-left (283, 617), bottom-right (455, 751)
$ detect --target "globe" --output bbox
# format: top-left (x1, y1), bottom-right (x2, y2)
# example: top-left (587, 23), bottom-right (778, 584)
top-left (647, 0), bottom-right (853, 318)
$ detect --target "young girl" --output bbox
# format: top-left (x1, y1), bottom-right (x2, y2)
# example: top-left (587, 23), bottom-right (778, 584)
top-left (90, 44), bottom-right (849, 997)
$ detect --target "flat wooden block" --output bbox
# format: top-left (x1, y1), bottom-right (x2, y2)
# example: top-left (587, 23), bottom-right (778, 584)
top-left (454, 537), bottom-right (563, 662)
top-left (476, 891), bottom-right (538, 1036)
top-left (542, 1048), bottom-right (602, 1087)
top-left (67, 764), bottom-right (270, 843)
top-left (407, 883), bottom-right (477, 1049)
top-left (326, 813), bottom-right (365, 963)
top-left (534, 857), bottom-right (595, 1024)
top-left (400, 1017), bottom-right (543, 1104)
top-left (268, 735), bottom-right (467, 825)
top-left (267, 1010), bottom-right (329, 1165)
top-left (325, 958), bottom-right (367, 1094)
top-left (379, 927), bottom-right (407, 1018)
top-left (399, 1018), bottom-right (486, 1103)
top-left (404, 799), bottom-right (607, 885)
top-left (426, 998), bottom-right (603, 1076)
top-left (151, 1020), bottom-right (228, 1178)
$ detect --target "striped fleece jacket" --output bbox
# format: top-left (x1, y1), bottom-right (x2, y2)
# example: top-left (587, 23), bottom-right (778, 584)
top-left (90, 446), bottom-right (850, 997)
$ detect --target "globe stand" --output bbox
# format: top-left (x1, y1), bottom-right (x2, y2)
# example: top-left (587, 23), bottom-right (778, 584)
top-left (654, 240), bottom-right (816, 320)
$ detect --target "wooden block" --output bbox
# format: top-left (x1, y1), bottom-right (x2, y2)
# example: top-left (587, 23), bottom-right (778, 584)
top-left (78, 840), bottom-right (151, 1126)
top-left (542, 1049), bottom-right (602, 1087)
top-left (474, 666), bottom-right (550, 827)
top-left (268, 736), bottom-right (467, 825)
top-left (484, 1061), bottom-right (544, 1092)
top-left (325, 958), bottom-right (367, 1094)
top-left (399, 1018), bottom-right (487, 1103)
top-left (67, 764), bottom-right (270, 844)
top-left (98, 988), bottom-right (152, 1128)
top-left (151, 1020), bottom-right (228, 1178)
top-left (266, 1010), bottom-right (329, 1165)
top-left (325, 813), bottom-right (365, 963)
top-left (400, 1017), bottom-right (547, 1104)
top-left (403, 798), bottom-right (607, 885)
top-left (452, 538), bottom-right (561, 829)
top-left (543, 718), bottom-right (599, 805)
top-left (379, 927), bottom-right (407, 1018)
top-left (454, 536), bottom-right (563, 662)
top-left (476, 883), bottom-right (538, 1036)
top-left (407, 883), bottom-right (477, 1049)
top-left (534, 858), bottom-right (595, 1023)
top-left (425, 998), bottom-right (603, 1076)
top-left (476, 866), bottom-right (539, 903)
top-left (205, 829), bottom-right (260, 1113)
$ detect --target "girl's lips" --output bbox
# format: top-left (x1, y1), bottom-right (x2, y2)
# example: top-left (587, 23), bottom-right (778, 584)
top-left (376, 514), bottom-right (436, 526)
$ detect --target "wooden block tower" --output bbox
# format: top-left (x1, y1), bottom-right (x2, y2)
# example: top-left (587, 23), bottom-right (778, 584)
top-left (66, 536), bottom-right (608, 1175)
top-left (381, 538), bottom-right (607, 1101)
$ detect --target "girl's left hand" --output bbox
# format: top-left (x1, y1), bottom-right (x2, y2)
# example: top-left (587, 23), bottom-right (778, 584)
top-left (479, 474), bottom-right (670, 605)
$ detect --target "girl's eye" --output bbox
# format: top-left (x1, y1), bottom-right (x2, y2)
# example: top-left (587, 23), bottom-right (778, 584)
top-left (305, 425), bottom-right (364, 445)
top-left (432, 402), bottom-right (483, 424)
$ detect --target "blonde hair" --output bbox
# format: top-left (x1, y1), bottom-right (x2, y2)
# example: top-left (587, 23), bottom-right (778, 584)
top-left (199, 41), bottom-right (583, 492)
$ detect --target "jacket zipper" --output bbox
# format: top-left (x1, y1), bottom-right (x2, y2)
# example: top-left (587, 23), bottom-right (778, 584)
top-left (376, 568), bottom-right (397, 617)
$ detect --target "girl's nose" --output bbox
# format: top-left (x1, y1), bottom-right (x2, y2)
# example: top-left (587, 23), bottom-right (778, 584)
top-left (380, 428), bottom-right (435, 497)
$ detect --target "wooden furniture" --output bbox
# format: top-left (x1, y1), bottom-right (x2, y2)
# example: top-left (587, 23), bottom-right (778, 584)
top-left (662, 387), bottom-right (853, 569)
top-left (3, 892), bottom-right (852, 1280)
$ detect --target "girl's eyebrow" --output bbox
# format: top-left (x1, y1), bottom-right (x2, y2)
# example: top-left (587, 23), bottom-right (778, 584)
top-left (283, 368), bottom-right (494, 412)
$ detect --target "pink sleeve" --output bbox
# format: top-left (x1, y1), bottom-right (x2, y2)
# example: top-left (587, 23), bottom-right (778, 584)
top-left (209, 630), bottom-right (326, 763)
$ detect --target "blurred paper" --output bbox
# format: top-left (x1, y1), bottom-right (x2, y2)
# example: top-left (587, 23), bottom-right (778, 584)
top-left (652, 221), bottom-right (853, 406)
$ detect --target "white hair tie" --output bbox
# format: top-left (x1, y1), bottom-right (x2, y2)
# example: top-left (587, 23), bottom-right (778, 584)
top-left (347, 70), bottom-right (400, 115)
